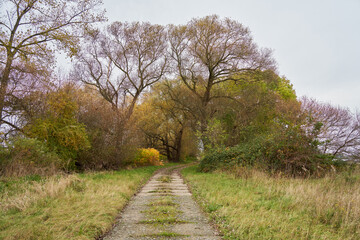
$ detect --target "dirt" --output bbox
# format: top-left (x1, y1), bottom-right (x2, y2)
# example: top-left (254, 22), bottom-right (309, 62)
top-left (102, 166), bottom-right (221, 240)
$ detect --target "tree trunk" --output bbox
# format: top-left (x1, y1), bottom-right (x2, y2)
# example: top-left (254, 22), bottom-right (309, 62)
top-left (173, 127), bottom-right (184, 162)
top-left (199, 96), bottom-right (210, 151)
top-left (164, 134), bottom-right (172, 161)
top-left (113, 109), bottom-right (125, 167)
top-left (0, 55), bottom-right (14, 127)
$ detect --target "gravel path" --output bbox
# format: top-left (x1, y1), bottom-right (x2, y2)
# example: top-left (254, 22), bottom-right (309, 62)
top-left (103, 166), bottom-right (221, 240)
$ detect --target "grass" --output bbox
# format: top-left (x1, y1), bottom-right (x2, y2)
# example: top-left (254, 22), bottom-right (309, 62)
top-left (182, 165), bottom-right (360, 240)
top-left (139, 218), bottom-right (187, 224)
top-left (157, 175), bottom-right (172, 183)
top-left (147, 196), bottom-right (177, 206)
top-left (0, 166), bottom-right (162, 240)
top-left (140, 202), bottom-right (188, 224)
top-left (140, 178), bottom-right (188, 227)
top-left (144, 231), bottom-right (189, 238)
top-left (142, 189), bottom-right (182, 225)
top-left (148, 188), bottom-right (173, 193)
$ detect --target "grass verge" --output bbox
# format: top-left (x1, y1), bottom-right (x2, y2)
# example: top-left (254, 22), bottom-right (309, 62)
top-left (0, 166), bottom-right (162, 240)
top-left (182, 165), bottom-right (360, 240)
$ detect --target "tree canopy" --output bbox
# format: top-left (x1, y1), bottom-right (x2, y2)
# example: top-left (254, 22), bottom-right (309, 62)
top-left (1, 13), bottom-right (358, 177)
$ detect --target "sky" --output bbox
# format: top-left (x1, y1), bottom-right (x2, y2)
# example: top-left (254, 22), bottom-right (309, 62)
top-left (97, 0), bottom-right (360, 111)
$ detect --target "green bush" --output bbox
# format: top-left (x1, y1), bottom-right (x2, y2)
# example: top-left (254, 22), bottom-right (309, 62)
top-left (200, 126), bottom-right (345, 177)
top-left (0, 144), bottom-right (10, 168)
top-left (199, 141), bottom-right (262, 173)
top-left (0, 137), bottom-right (62, 176)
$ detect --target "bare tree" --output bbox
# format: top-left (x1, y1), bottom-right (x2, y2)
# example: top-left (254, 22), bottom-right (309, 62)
top-left (75, 21), bottom-right (168, 150)
top-left (301, 97), bottom-right (360, 161)
top-left (168, 15), bottom-right (275, 147)
top-left (0, 0), bottom-right (105, 128)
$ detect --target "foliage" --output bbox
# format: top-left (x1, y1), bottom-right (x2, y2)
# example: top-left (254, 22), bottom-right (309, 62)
top-left (195, 68), bottom-right (343, 177)
top-left (301, 97), bottom-right (360, 161)
top-left (73, 86), bottom-right (123, 169)
top-left (0, 0), bottom-right (105, 130)
top-left (25, 90), bottom-right (90, 169)
top-left (168, 15), bottom-right (275, 149)
top-left (133, 148), bottom-right (163, 166)
top-left (74, 21), bottom-right (168, 167)
top-left (199, 124), bottom-right (345, 177)
top-left (0, 12), bottom-right (356, 178)
top-left (197, 119), bottom-right (228, 150)
top-left (195, 70), bottom-right (298, 148)
top-left (0, 137), bottom-right (61, 176)
top-left (135, 80), bottom-right (198, 162)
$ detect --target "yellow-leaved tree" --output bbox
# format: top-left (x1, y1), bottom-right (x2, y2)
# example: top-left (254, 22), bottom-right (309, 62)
top-left (25, 89), bottom-right (90, 170)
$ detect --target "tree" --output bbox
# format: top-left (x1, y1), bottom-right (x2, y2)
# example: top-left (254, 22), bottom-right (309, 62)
top-left (136, 80), bottom-right (197, 162)
top-left (168, 15), bottom-right (275, 148)
top-left (24, 87), bottom-right (90, 169)
top-left (74, 85), bottom-right (137, 169)
top-left (0, 0), bottom-right (105, 128)
top-left (301, 97), bottom-right (360, 161)
top-left (75, 21), bottom-right (168, 151)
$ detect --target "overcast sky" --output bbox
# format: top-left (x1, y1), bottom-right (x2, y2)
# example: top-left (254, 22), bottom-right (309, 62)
top-left (99, 0), bottom-right (360, 110)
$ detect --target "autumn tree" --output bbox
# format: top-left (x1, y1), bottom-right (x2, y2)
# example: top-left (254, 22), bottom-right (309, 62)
top-left (24, 86), bottom-right (90, 169)
top-left (75, 21), bottom-right (168, 152)
top-left (301, 97), bottom-right (360, 161)
top-left (136, 80), bottom-right (198, 162)
top-left (74, 85), bottom-right (139, 169)
top-left (168, 15), bottom-right (275, 148)
top-left (0, 0), bottom-right (105, 129)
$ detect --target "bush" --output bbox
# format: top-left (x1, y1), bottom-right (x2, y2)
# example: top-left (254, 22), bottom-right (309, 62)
top-left (133, 148), bottom-right (163, 166)
top-left (0, 137), bottom-right (62, 177)
top-left (199, 126), bottom-right (346, 177)
top-left (25, 90), bottom-right (90, 170)
top-left (199, 142), bottom-right (261, 173)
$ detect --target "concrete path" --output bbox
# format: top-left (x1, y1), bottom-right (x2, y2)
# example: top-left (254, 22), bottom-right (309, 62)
top-left (103, 166), bottom-right (221, 240)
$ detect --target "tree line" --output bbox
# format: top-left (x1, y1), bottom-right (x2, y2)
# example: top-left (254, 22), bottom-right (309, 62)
top-left (1, 0), bottom-right (359, 176)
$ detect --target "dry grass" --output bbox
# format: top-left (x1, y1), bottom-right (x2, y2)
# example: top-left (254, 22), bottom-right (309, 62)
top-left (0, 175), bottom-right (81, 212)
top-left (0, 166), bottom-right (161, 240)
top-left (182, 165), bottom-right (360, 240)
top-left (2, 159), bottom-right (60, 177)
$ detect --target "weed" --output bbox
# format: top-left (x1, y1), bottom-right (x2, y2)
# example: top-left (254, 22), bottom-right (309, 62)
top-left (147, 196), bottom-right (177, 206)
top-left (157, 176), bottom-right (172, 183)
top-left (144, 231), bottom-right (188, 238)
top-left (141, 196), bottom-right (185, 226)
top-left (148, 188), bottom-right (172, 194)
top-left (139, 218), bottom-right (187, 224)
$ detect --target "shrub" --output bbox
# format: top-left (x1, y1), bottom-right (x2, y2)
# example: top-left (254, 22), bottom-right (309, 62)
top-left (0, 137), bottom-right (62, 177)
top-left (199, 126), bottom-right (346, 177)
top-left (25, 90), bottom-right (90, 170)
top-left (133, 148), bottom-right (163, 166)
top-left (199, 143), bottom-right (261, 173)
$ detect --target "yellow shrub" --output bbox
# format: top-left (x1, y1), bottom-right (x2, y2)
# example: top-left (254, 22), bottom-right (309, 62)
top-left (134, 148), bottom-right (163, 166)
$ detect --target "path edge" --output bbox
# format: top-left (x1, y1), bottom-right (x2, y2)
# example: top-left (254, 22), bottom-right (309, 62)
top-left (97, 164), bottom-right (181, 240)
top-left (178, 163), bottom-right (223, 239)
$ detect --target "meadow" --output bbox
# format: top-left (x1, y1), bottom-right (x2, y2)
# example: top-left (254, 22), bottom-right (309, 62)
top-left (0, 166), bottom-right (161, 240)
top-left (182, 165), bottom-right (360, 240)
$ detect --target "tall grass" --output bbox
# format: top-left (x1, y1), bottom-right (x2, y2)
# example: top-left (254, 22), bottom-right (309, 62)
top-left (0, 166), bottom-right (161, 240)
top-left (182, 165), bottom-right (360, 240)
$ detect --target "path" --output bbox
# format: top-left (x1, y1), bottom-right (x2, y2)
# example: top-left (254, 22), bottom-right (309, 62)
top-left (103, 166), bottom-right (221, 240)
